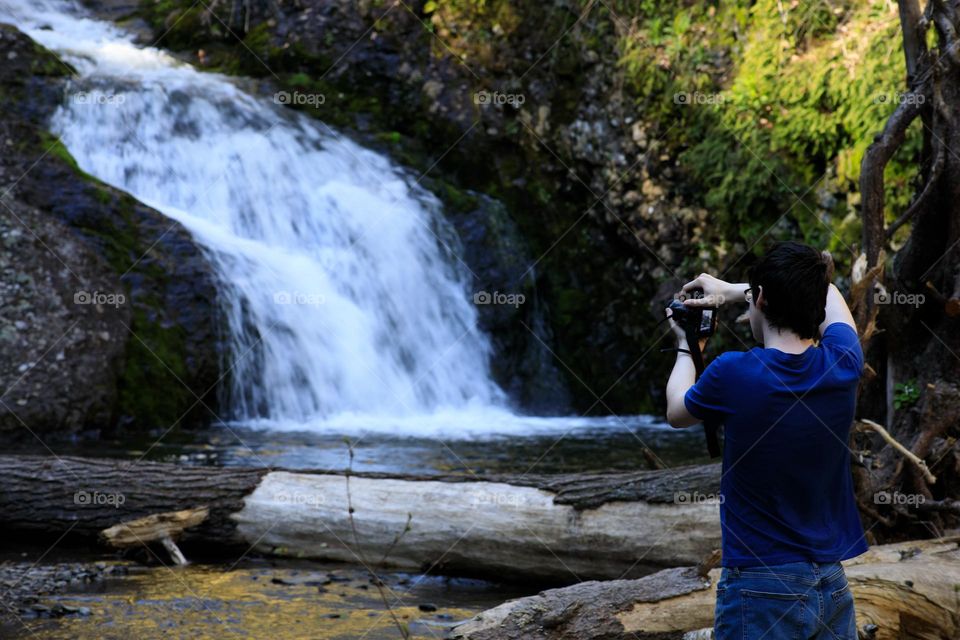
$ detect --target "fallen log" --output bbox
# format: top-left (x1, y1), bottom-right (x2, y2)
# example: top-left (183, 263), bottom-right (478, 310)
top-left (449, 537), bottom-right (960, 640)
top-left (0, 455), bottom-right (721, 581)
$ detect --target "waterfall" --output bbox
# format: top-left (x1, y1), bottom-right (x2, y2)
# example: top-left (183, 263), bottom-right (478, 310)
top-left (0, 0), bottom-right (532, 432)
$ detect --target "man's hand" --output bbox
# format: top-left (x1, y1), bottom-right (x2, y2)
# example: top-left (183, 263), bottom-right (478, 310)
top-left (680, 273), bottom-right (747, 308)
top-left (665, 307), bottom-right (708, 352)
top-left (664, 307), bottom-right (688, 342)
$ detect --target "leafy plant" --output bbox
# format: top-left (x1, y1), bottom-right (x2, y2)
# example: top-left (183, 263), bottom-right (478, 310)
top-left (894, 380), bottom-right (920, 410)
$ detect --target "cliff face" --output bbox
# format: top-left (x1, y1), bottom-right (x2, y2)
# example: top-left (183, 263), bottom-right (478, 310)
top-left (0, 24), bottom-right (221, 437)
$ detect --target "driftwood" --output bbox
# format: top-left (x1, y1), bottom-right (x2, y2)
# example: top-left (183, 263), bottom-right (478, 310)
top-left (100, 507), bottom-right (210, 565)
top-left (450, 537), bottom-right (960, 640)
top-left (0, 455), bottom-right (721, 581)
top-left (856, 419), bottom-right (937, 484)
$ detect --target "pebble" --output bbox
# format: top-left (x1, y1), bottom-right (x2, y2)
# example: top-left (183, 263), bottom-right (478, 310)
top-left (2, 560), bottom-right (128, 623)
top-left (271, 573), bottom-right (332, 586)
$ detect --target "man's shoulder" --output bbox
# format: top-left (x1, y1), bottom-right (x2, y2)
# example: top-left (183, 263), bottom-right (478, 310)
top-left (821, 321), bottom-right (859, 343)
top-left (819, 322), bottom-right (864, 374)
top-left (706, 350), bottom-right (753, 376)
top-left (714, 349), bottom-right (763, 367)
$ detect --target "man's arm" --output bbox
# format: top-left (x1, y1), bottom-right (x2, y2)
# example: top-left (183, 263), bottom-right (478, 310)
top-left (681, 274), bottom-right (749, 308)
top-left (666, 336), bottom-right (700, 428)
top-left (818, 283), bottom-right (856, 335)
top-left (665, 273), bottom-right (747, 428)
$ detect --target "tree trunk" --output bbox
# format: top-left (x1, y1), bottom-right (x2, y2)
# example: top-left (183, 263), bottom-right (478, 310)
top-left (0, 455), bottom-right (721, 582)
top-left (450, 537), bottom-right (960, 640)
top-left (0, 455), bottom-right (266, 540)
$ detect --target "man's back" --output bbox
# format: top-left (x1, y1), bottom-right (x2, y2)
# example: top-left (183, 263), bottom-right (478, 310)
top-left (665, 244), bottom-right (867, 639)
top-left (686, 322), bottom-right (867, 566)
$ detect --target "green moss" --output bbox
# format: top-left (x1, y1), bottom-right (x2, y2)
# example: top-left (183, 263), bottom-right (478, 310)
top-left (37, 131), bottom-right (84, 174)
top-left (37, 121), bottom-right (199, 428)
top-left (30, 43), bottom-right (75, 77)
top-left (117, 308), bottom-right (194, 427)
top-left (430, 181), bottom-right (479, 214)
top-left (139, 0), bottom-right (209, 49)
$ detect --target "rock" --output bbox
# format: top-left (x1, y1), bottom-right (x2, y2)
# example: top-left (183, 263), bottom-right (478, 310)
top-left (270, 573), bottom-right (333, 587)
top-left (0, 559), bottom-right (124, 623)
top-left (422, 79), bottom-right (444, 101)
top-left (445, 193), bottom-right (571, 412)
top-left (0, 25), bottom-right (221, 437)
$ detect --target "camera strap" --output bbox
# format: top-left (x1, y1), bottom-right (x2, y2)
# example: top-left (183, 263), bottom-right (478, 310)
top-left (658, 311), bottom-right (722, 458)
top-left (685, 331), bottom-right (722, 459)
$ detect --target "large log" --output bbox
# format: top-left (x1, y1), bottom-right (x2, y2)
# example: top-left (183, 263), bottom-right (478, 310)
top-left (450, 537), bottom-right (960, 640)
top-left (0, 455), bottom-right (721, 581)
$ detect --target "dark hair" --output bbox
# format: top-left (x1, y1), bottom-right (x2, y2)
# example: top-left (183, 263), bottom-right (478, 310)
top-left (748, 241), bottom-right (829, 340)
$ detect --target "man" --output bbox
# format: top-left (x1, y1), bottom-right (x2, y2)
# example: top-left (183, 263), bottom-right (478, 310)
top-left (665, 241), bottom-right (867, 640)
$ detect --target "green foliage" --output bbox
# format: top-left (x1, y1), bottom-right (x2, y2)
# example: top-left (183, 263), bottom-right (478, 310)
top-left (615, 0), bottom-right (921, 270)
top-left (893, 380), bottom-right (920, 410)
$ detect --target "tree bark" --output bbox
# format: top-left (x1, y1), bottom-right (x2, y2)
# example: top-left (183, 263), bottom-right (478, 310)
top-left (450, 537), bottom-right (960, 640)
top-left (0, 455), bottom-right (266, 540)
top-left (0, 455), bottom-right (721, 582)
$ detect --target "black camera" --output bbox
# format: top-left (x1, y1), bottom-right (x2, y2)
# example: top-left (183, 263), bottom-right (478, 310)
top-left (666, 294), bottom-right (718, 338)
top-left (664, 289), bottom-right (722, 458)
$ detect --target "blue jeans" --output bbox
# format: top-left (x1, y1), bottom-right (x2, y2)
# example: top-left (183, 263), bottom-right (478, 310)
top-left (714, 561), bottom-right (857, 640)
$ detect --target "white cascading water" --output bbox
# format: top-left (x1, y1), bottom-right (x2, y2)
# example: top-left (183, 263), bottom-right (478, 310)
top-left (0, 0), bottom-right (652, 437)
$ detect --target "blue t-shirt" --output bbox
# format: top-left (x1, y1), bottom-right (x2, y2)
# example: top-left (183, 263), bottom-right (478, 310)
top-left (684, 322), bottom-right (868, 567)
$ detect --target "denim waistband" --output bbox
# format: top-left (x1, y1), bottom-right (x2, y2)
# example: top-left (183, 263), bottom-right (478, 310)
top-left (727, 561), bottom-right (845, 587)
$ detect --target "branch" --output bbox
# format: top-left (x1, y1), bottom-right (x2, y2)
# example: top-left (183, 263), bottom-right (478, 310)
top-left (856, 419), bottom-right (937, 484)
top-left (916, 499), bottom-right (960, 514)
top-left (898, 0), bottom-right (926, 80)
top-left (885, 134), bottom-right (945, 240)
top-left (850, 251), bottom-right (886, 348)
top-left (857, 86), bottom-right (927, 327)
top-left (860, 92), bottom-right (926, 263)
top-left (932, 0), bottom-right (960, 64)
